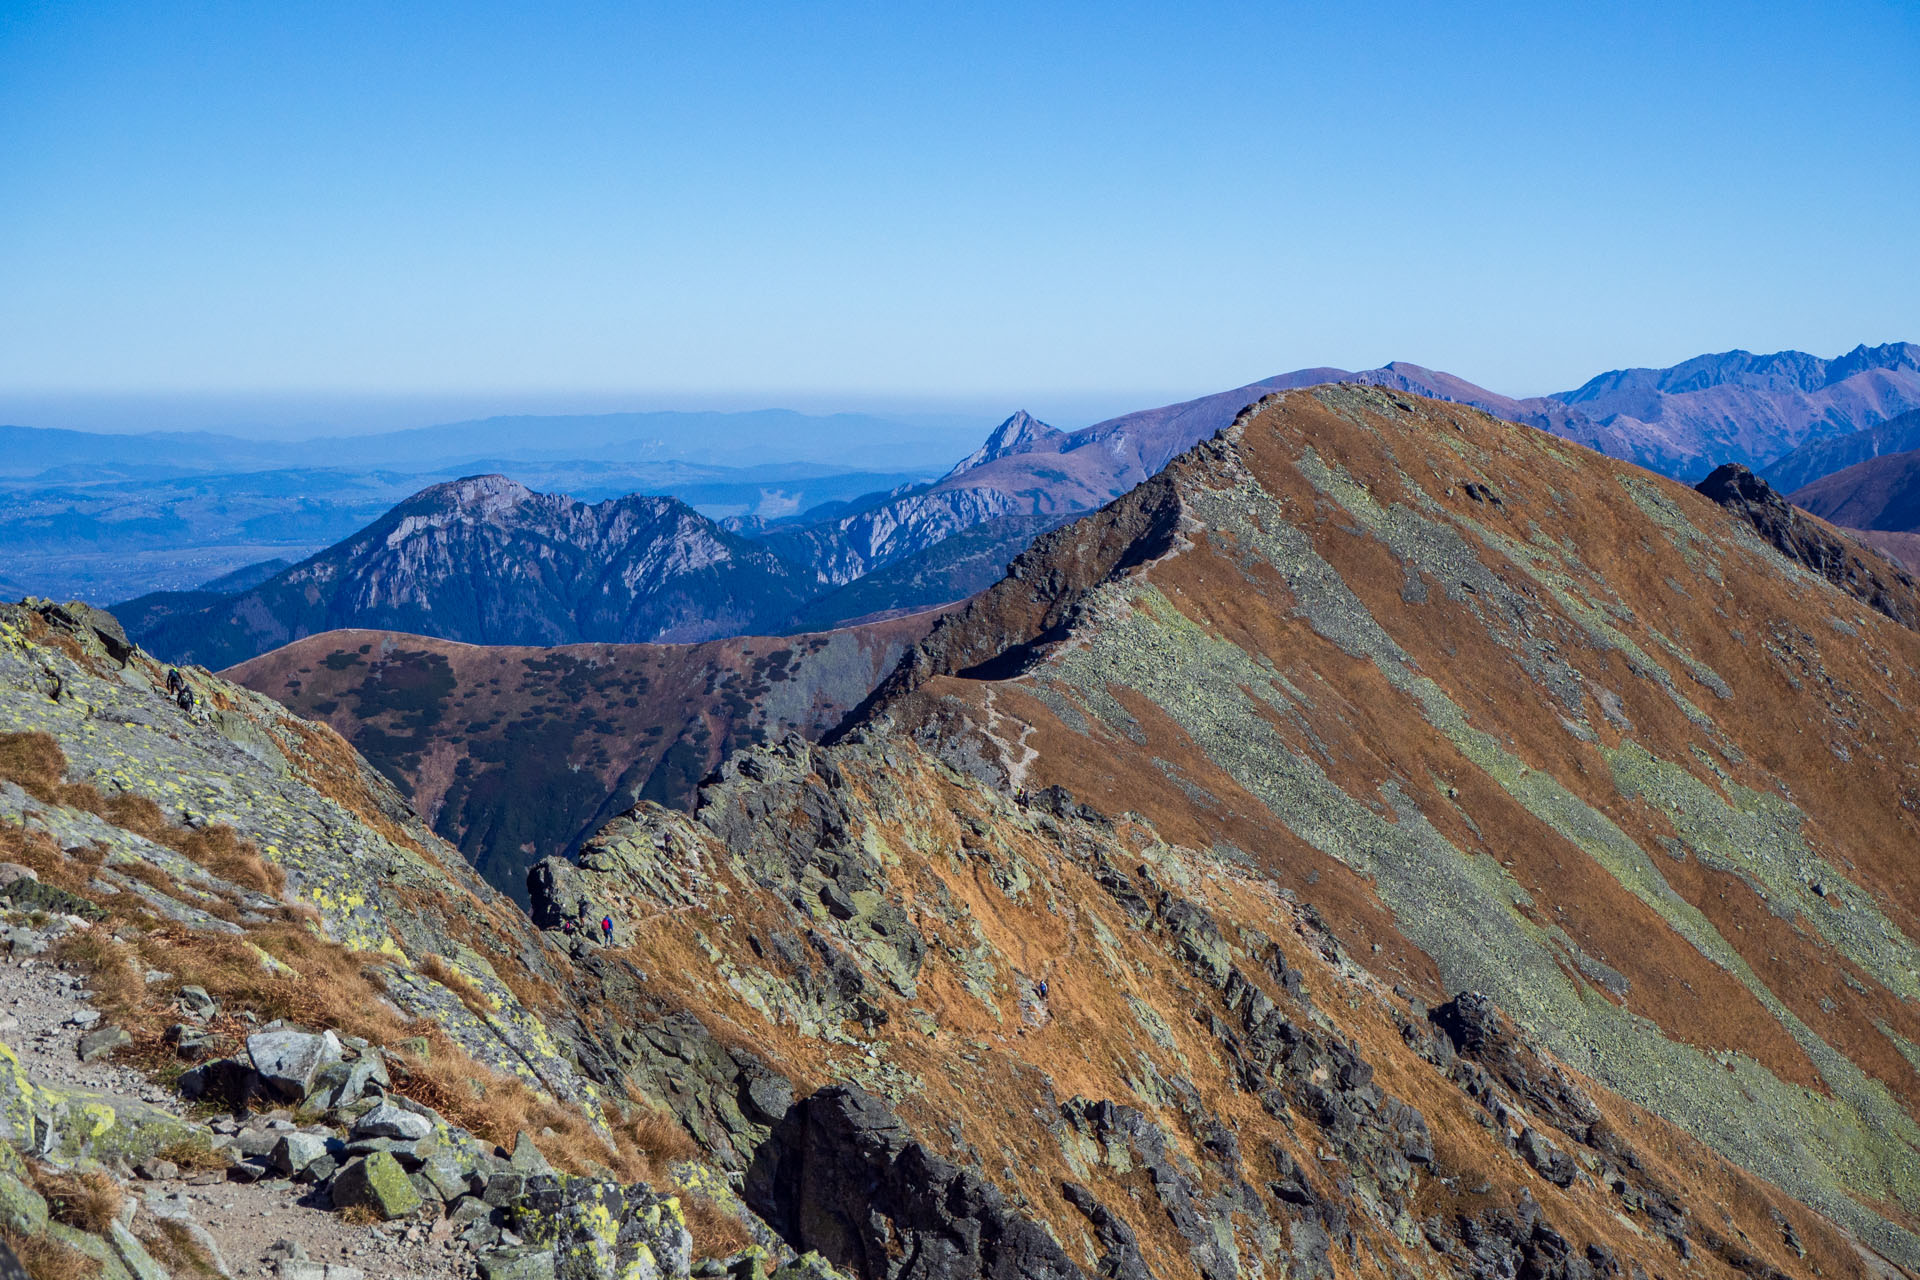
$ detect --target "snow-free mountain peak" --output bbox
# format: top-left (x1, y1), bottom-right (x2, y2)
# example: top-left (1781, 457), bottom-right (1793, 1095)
top-left (941, 410), bottom-right (1065, 479)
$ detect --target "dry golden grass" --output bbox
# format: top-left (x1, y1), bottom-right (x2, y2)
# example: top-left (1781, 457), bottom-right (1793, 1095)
top-left (418, 954), bottom-right (492, 1019)
top-left (153, 1139), bottom-right (233, 1174)
top-left (684, 1192), bottom-right (752, 1259)
top-left (33, 1167), bottom-right (123, 1235)
top-left (2, 728), bottom-right (699, 1190)
top-left (142, 1218), bottom-right (220, 1277)
top-left (49, 932), bottom-right (142, 1011)
top-left (0, 732), bottom-right (103, 813)
top-left (0, 1226), bottom-right (100, 1279)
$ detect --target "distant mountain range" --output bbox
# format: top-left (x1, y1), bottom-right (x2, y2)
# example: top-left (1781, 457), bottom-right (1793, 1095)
top-left (0, 406), bottom-right (981, 479)
top-left (1762, 405), bottom-right (1920, 494)
top-left (97, 342), bottom-right (1920, 668)
top-left (121, 477), bottom-right (819, 667)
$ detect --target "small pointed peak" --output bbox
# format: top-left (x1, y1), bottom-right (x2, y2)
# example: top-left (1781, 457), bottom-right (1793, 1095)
top-left (943, 411), bottom-right (1065, 480)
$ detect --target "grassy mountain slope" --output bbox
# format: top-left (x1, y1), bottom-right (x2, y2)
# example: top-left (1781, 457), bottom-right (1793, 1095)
top-left (859, 384), bottom-right (1920, 1265)
top-left (229, 611), bottom-right (941, 903)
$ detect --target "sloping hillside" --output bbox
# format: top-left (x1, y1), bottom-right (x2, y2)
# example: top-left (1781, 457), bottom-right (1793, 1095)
top-left (854, 384), bottom-right (1920, 1267)
top-left (1765, 405), bottom-right (1920, 492)
top-left (230, 610), bottom-right (941, 902)
top-left (1790, 445), bottom-right (1920, 533)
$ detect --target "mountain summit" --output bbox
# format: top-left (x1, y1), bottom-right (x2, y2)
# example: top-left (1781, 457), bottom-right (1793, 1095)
top-left (121, 474), bottom-right (814, 667)
top-left (941, 410), bottom-right (1066, 478)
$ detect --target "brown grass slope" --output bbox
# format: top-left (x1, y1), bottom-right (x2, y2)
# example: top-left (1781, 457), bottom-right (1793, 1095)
top-left (228, 611), bottom-right (939, 902)
top-left (857, 384), bottom-right (1920, 1269)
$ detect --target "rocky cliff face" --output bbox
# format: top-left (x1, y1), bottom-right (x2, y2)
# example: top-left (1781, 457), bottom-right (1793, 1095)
top-left (11, 383), bottom-right (1920, 1280)
top-left (120, 475), bottom-right (818, 668)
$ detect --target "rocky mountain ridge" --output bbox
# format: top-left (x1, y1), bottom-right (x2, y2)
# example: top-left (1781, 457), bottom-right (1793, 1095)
top-left (10, 385), bottom-right (1920, 1279)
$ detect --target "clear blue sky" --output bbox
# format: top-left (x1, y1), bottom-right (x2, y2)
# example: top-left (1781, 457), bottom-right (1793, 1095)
top-left (2, 0), bottom-right (1916, 433)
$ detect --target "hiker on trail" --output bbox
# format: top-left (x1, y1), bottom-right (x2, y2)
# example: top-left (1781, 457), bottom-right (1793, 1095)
top-left (166, 668), bottom-right (183, 696)
top-left (601, 915), bottom-right (614, 945)
top-left (1037, 979), bottom-right (1049, 1001)
top-left (176, 684), bottom-right (195, 714)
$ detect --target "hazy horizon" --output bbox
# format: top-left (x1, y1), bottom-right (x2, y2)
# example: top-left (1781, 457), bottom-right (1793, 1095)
top-left (5, 3), bottom-right (1913, 416)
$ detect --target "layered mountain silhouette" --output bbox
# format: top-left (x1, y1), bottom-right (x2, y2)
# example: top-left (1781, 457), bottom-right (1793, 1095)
top-left (107, 345), bottom-right (1920, 671)
top-left (1790, 445), bottom-right (1920, 534)
top-left (1765, 404), bottom-right (1920, 493)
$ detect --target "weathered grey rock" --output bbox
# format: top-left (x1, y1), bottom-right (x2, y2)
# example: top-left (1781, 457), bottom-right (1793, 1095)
top-left (165, 1023), bottom-right (218, 1061)
top-left (280, 1262), bottom-right (367, 1280)
top-left (744, 1075), bottom-right (795, 1125)
top-left (419, 1153), bottom-right (473, 1202)
top-left (109, 1218), bottom-right (172, 1280)
top-left (309, 1053), bottom-right (390, 1110)
top-left (177, 984), bottom-right (219, 1020)
top-left (248, 1029), bottom-right (342, 1100)
top-left (481, 1170), bottom-right (526, 1207)
top-left (508, 1130), bottom-right (554, 1176)
top-left (330, 1151), bottom-right (423, 1220)
top-left (0, 1170), bottom-right (48, 1235)
top-left (477, 1247), bottom-right (558, 1280)
top-left (271, 1131), bottom-right (331, 1177)
top-left (231, 1129), bottom-right (284, 1159)
top-left (449, 1195), bottom-right (497, 1226)
top-left (504, 1176), bottom-right (693, 1280)
top-left (352, 1101), bottom-right (431, 1141)
top-left (78, 1024), bottom-right (132, 1061)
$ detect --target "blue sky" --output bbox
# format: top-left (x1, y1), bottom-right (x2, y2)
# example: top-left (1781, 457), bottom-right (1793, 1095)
top-left (2, 0), bottom-right (1916, 433)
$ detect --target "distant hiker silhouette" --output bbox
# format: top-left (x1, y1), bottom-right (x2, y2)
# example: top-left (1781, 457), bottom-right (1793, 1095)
top-left (1037, 979), bottom-right (1048, 1000)
top-left (601, 915), bottom-right (614, 944)
top-left (166, 668), bottom-right (183, 696)
top-left (176, 684), bottom-right (195, 714)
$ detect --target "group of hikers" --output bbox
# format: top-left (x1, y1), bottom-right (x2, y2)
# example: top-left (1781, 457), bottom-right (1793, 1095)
top-left (561, 907), bottom-right (615, 945)
top-left (165, 666), bottom-right (198, 715)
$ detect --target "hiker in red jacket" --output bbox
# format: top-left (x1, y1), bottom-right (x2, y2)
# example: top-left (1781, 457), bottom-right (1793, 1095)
top-left (601, 914), bottom-right (614, 944)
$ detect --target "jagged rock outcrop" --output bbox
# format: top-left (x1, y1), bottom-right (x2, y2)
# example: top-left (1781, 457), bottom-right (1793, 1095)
top-left (747, 1085), bottom-right (1083, 1280)
top-left (1694, 462), bottom-right (1920, 627)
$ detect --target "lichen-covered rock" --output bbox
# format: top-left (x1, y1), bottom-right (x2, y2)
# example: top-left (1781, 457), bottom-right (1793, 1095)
top-left (0, 1169), bottom-right (48, 1235)
top-left (331, 1151), bottom-right (424, 1220)
top-left (503, 1174), bottom-right (693, 1280)
top-left (0, 1036), bottom-right (205, 1165)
